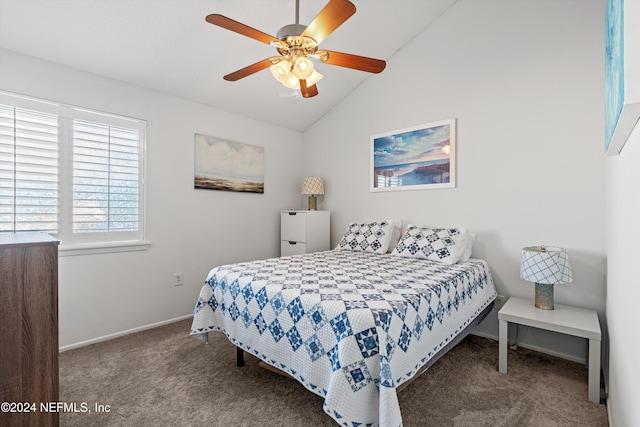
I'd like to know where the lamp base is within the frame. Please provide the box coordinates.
[534,282,554,310]
[307,195,317,210]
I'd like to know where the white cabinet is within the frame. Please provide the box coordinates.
[281,210,330,256]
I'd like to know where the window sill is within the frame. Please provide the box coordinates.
[58,240,151,257]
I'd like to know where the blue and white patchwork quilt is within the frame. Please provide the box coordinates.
[190,250,496,427]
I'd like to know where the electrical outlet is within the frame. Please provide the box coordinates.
[174,273,183,286]
[494,295,507,310]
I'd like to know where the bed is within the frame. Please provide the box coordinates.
[190,222,497,427]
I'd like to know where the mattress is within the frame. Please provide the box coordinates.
[190,250,497,427]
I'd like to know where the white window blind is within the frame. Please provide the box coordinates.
[0,91,146,249]
[72,120,140,234]
[0,104,59,233]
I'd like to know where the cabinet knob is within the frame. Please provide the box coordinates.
[289,241,297,245]
[288,212,297,215]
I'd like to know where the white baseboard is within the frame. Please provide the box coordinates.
[470,331,586,364]
[607,399,613,427]
[59,314,193,353]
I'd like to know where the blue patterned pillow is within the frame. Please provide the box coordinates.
[391,224,468,264]
[336,221,395,254]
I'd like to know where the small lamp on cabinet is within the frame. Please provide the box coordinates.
[301,176,324,211]
[520,245,572,310]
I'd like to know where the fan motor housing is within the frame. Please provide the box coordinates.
[277,23,307,40]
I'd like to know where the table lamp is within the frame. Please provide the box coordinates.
[519,245,572,310]
[301,176,324,210]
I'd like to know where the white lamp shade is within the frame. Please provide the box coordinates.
[270,60,291,83]
[282,72,301,90]
[293,57,314,80]
[520,246,573,284]
[301,177,325,195]
[306,69,323,86]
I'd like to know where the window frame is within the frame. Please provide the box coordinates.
[0,90,148,255]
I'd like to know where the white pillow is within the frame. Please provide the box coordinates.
[391,224,468,264]
[335,220,396,254]
[386,219,404,253]
[459,232,476,262]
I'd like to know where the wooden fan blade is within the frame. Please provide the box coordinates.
[318,50,386,73]
[301,0,356,45]
[300,80,319,98]
[223,58,274,81]
[206,14,280,45]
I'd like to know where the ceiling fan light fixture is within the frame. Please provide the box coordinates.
[282,71,301,90]
[306,69,323,86]
[207,0,385,99]
[270,60,291,83]
[293,56,315,79]
[280,68,322,91]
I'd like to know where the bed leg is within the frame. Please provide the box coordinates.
[236,347,245,367]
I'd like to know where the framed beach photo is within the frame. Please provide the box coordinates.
[370,118,456,192]
[194,133,264,193]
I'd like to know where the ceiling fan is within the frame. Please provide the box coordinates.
[205,0,386,98]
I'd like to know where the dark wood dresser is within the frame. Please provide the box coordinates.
[0,232,60,427]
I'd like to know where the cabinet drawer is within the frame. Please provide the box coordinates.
[281,240,307,256]
[281,212,307,242]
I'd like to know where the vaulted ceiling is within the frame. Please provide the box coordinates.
[0,0,457,132]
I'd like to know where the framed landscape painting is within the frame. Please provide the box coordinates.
[194,134,264,193]
[370,118,456,192]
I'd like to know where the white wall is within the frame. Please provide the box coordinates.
[605,2,640,424]
[605,71,640,427]
[304,0,606,363]
[0,48,304,348]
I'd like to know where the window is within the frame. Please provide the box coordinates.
[0,91,146,252]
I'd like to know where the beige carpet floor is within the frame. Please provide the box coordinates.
[59,318,608,426]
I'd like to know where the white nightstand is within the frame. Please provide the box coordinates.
[280,210,330,256]
[498,296,602,404]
